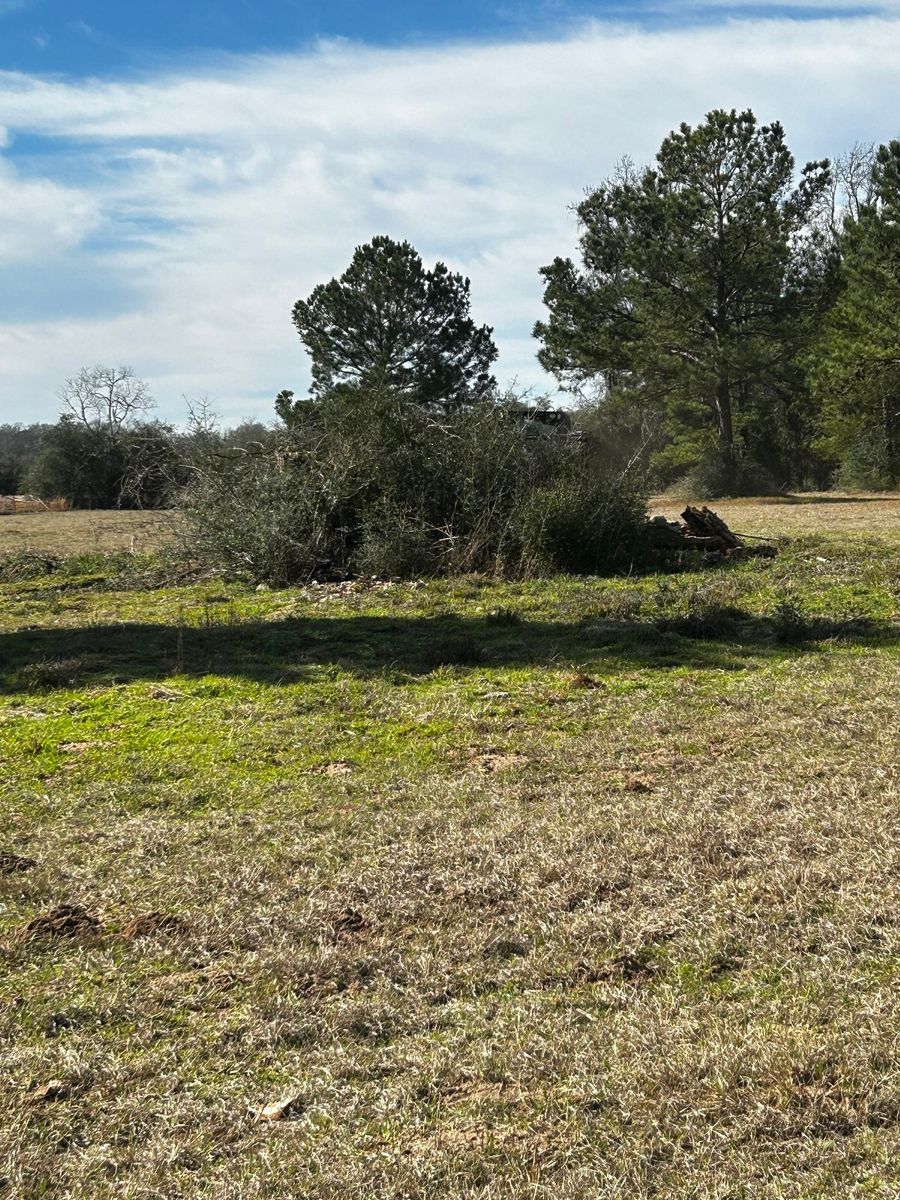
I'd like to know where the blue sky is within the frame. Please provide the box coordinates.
[1,0,899,423]
[2,1,887,77]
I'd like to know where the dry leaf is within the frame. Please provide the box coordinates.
[31,1079,69,1103]
[256,1093,303,1122]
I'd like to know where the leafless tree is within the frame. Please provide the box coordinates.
[59,365,154,435]
[816,142,877,243]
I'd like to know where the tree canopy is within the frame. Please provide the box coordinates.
[535,109,831,491]
[291,235,498,406]
[810,141,900,487]
[59,365,155,434]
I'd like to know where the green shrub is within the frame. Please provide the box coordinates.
[832,427,899,491]
[353,504,436,578]
[517,474,649,576]
[667,451,781,500]
[181,388,648,584]
[182,455,346,585]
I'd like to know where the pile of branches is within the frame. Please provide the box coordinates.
[646,506,777,559]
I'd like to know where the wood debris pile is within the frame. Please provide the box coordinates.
[646,506,776,559]
[0,494,49,515]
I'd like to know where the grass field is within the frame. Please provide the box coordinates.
[1,499,899,1198]
[0,509,180,557]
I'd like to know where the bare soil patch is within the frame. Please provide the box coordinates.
[0,850,36,874]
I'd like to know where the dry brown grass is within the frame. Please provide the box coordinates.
[0,509,182,556]
[3,654,899,1197]
[1,506,899,1196]
[650,491,900,537]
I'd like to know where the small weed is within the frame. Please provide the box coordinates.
[19,656,92,690]
[427,632,485,667]
[484,607,522,626]
[773,597,813,644]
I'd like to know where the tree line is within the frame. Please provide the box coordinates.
[3,110,898,552]
[537,112,899,493]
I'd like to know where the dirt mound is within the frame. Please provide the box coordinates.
[20,904,102,942]
[330,906,371,942]
[0,850,37,875]
[120,912,188,940]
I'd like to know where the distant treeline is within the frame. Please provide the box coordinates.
[0,414,272,510]
[5,110,899,526]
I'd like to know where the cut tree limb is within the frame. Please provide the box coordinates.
[645,507,776,559]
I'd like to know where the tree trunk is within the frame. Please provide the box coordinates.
[715,373,737,489]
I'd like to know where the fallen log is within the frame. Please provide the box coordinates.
[681,505,742,549]
[645,508,776,559]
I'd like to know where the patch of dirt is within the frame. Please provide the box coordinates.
[622,772,656,794]
[402,1121,534,1156]
[468,748,528,774]
[29,1079,71,1104]
[310,760,354,777]
[570,671,603,690]
[563,874,632,911]
[0,850,37,875]
[19,904,102,942]
[639,747,688,771]
[595,951,659,982]
[120,912,188,940]
[543,952,659,990]
[330,906,371,941]
[483,934,530,960]
[148,685,187,701]
[256,1093,304,1122]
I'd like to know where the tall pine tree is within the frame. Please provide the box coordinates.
[292,236,497,407]
[535,110,830,492]
[810,141,900,488]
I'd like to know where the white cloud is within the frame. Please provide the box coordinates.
[0,15,899,422]
[0,157,100,264]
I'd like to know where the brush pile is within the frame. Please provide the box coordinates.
[0,495,51,515]
[646,506,776,559]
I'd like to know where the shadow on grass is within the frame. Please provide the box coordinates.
[1,610,896,693]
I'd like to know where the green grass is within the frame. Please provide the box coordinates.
[1,511,900,1197]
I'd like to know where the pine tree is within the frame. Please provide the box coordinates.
[535,110,830,492]
[292,236,497,407]
[811,142,900,488]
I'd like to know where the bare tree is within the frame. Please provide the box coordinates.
[816,142,877,243]
[59,365,154,435]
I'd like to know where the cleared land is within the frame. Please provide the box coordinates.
[1,500,899,1198]
[0,509,181,557]
[1,493,897,559]
[650,492,900,537]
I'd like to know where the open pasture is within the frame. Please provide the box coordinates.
[650,491,900,536]
[0,509,182,558]
[1,501,899,1198]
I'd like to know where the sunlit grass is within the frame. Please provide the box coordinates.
[1,507,899,1197]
